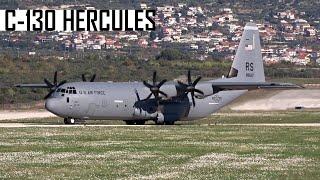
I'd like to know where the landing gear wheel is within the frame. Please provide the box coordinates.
[155,121,164,125]
[135,120,146,125]
[70,118,75,124]
[64,118,75,125]
[124,120,135,125]
[165,121,175,125]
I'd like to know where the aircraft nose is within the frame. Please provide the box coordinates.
[45,98,59,115]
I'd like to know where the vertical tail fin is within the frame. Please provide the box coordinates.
[228,22,265,82]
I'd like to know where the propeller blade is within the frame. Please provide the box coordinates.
[157,79,167,88]
[44,78,54,88]
[54,71,58,85]
[44,90,54,99]
[152,71,157,85]
[143,71,167,101]
[144,93,152,100]
[191,91,196,106]
[143,81,153,88]
[194,89,204,95]
[188,70,192,84]
[159,90,168,97]
[90,74,96,82]
[82,74,86,82]
[192,76,202,86]
[134,89,140,101]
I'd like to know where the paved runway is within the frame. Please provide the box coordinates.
[0,123,152,127]
[222,123,320,127]
[0,110,56,120]
[232,89,320,111]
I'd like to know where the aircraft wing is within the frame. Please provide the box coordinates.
[211,82,302,90]
[15,84,50,88]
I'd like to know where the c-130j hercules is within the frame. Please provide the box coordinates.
[16,23,300,125]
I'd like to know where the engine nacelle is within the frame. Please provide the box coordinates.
[133,108,157,119]
[133,108,165,123]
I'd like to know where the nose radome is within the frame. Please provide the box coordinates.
[45,98,68,118]
[45,98,59,115]
[45,98,54,111]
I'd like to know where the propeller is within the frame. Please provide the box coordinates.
[43,71,67,99]
[143,71,168,100]
[178,70,204,106]
[82,74,96,82]
[134,89,143,114]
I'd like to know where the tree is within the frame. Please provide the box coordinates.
[149,31,157,41]
[157,49,183,61]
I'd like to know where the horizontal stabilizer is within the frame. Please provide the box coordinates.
[209,82,302,91]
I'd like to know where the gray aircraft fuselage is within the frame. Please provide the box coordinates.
[45,81,246,122]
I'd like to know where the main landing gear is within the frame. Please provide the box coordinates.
[124,120,175,125]
[124,120,146,125]
[155,121,175,125]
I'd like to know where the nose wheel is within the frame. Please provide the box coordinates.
[64,118,75,124]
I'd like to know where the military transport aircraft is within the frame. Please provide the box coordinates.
[16,23,300,125]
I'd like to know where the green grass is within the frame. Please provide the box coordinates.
[0,115,320,179]
[199,111,320,124]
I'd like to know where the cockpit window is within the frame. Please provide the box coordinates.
[57,87,77,96]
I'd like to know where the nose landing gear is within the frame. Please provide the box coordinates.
[64,118,84,124]
[64,118,74,124]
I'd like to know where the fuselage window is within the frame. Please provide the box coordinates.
[72,90,77,94]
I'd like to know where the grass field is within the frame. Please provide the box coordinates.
[0,112,320,179]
